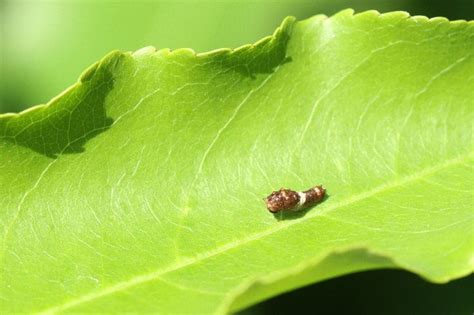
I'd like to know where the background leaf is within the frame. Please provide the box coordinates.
[1,10,473,313]
[239,269,474,315]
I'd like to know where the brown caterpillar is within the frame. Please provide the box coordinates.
[264,185,326,213]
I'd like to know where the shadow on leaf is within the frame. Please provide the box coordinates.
[200,16,295,79]
[0,52,122,159]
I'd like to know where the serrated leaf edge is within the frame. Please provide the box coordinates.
[1,9,472,118]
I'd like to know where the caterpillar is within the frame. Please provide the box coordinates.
[265,185,326,213]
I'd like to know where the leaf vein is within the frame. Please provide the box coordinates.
[36,152,473,314]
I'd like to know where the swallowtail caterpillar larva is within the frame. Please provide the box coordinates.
[265,185,326,213]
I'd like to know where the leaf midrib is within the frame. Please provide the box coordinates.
[37,152,473,314]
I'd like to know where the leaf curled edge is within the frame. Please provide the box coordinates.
[220,246,397,313]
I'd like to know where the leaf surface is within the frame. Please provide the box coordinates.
[1,10,473,314]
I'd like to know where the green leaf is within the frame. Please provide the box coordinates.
[1,10,473,313]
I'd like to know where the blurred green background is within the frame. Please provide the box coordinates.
[1,1,473,313]
[1,0,473,114]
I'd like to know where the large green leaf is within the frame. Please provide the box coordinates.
[1,10,473,313]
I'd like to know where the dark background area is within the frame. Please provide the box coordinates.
[239,269,474,315]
